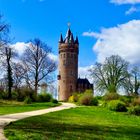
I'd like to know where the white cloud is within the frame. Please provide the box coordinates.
[110,0,140,5]
[11,42,58,62]
[82,31,100,38]
[110,0,140,15]
[83,20,140,65]
[125,6,140,15]
[78,65,94,83]
[11,42,29,55]
[48,53,58,62]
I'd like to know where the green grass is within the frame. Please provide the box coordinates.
[4,106,140,140]
[0,100,60,115]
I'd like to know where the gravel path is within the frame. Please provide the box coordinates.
[0,102,76,140]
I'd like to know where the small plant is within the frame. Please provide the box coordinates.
[129,106,140,116]
[24,97,32,104]
[108,100,127,112]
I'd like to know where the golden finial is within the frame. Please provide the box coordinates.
[67,22,71,28]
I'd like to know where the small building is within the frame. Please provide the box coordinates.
[77,78,93,93]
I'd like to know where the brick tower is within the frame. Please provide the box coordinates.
[58,27,79,101]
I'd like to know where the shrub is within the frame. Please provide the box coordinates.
[51,99,58,104]
[101,101,108,107]
[37,93,52,102]
[68,93,79,103]
[129,106,140,116]
[119,96,133,107]
[108,100,127,112]
[11,91,18,100]
[24,97,32,104]
[17,87,35,102]
[68,95,74,102]
[91,97,99,106]
[79,93,96,105]
[132,98,140,106]
[103,92,120,101]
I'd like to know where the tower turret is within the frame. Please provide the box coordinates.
[58,28,79,101]
[59,33,63,43]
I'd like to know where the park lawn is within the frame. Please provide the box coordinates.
[4,106,140,140]
[0,100,60,115]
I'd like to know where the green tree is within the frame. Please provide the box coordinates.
[90,55,129,94]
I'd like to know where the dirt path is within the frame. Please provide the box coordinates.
[0,103,76,140]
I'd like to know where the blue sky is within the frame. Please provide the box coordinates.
[1,0,140,71]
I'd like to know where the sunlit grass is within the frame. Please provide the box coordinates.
[0,100,60,115]
[5,106,140,140]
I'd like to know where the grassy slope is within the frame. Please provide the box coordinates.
[0,100,60,115]
[4,106,140,140]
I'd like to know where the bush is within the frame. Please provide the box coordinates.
[78,93,98,106]
[103,92,120,101]
[51,99,58,104]
[108,100,127,112]
[119,96,133,107]
[37,93,52,102]
[132,98,140,106]
[1,91,9,99]
[68,95,74,102]
[129,106,140,116]
[11,91,18,100]
[24,97,32,104]
[91,97,99,106]
[17,87,36,102]
[68,93,79,103]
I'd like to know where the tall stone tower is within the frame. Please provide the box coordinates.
[58,27,79,101]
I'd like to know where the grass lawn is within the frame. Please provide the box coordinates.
[4,106,140,140]
[0,100,60,115]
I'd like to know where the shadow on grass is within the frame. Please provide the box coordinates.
[5,119,140,140]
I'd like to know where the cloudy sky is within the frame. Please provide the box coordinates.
[1,0,140,78]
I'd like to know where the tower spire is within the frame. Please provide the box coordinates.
[75,36,79,44]
[59,33,63,43]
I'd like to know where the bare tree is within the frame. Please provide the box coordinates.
[124,66,140,96]
[2,46,14,99]
[12,62,27,90]
[0,14,9,48]
[90,55,129,94]
[22,38,57,95]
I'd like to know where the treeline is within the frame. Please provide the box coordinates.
[90,55,140,96]
[0,15,57,101]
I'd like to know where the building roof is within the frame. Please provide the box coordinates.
[59,28,79,45]
[77,78,91,85]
